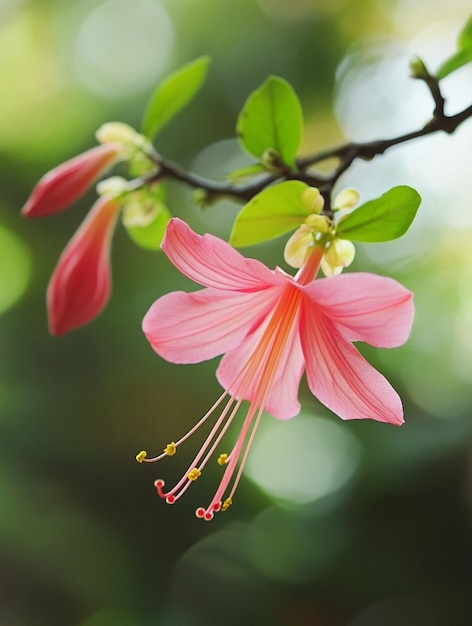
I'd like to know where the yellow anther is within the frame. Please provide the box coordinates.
[135,450,147,463]
[221,498,232,512]
[187,468,201,481]
[217,453,228,466]
[163,442,177,456]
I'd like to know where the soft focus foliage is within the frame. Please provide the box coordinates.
[1,1,472,626]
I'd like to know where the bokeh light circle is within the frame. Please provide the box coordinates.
[74,0,174,98]
[245,411,361,505]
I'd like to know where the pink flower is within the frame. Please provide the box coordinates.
[47,196,120,336]
[21,143,123,218]
[140,218,414,519]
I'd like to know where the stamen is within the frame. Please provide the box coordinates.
[163,442,177,456]
[135,450,147,463]
[221,497,232,511]
[195,507,214,521]
[187,468,201,481]
[201,284,304,516]
[217,453,228,465]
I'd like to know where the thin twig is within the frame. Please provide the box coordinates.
[141,73,472,210]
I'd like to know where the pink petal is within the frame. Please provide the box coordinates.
[300,299,404,425]
[216,285,305,420]
[47,196,120,336]
[22,143,123,218]
[305,272,414,348]
[217,314,305,420]
[162,218,281,291]
[143,286,283,363]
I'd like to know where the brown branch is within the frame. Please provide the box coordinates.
[139,71,472,211]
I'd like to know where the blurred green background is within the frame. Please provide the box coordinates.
[1,0,472,625]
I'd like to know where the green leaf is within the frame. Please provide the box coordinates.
[336,186,421,243]
[141,56,211,139]
[458,14,472,48]
[437,15,472,78]
[437,48,472,79]
[226,163,267,181]
[229,181,309,247]
[123,202,172,251]
[236,76,303,168]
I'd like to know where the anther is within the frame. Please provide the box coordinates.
[163,442,177,456]
[135,450,147,463]
[195,507,205,519]
[221,497,232,512]
[166,495,176,504]
[217,453,228,465]
[187,468,201,481]
[204,511,214,521]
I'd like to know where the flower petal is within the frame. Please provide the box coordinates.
[162,218,280,291]
[47,196,120,336]
[217,287,305,420]
[305,272,414,348]
[217,319,305,420]
[143,286,283,363]
[22,143,123,218]
[300,299,404,425]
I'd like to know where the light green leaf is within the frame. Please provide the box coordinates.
[437,15,472,78]
[141,56,211,139]
[226,163,267,181]
[236,76,303,168]
[458,14,472,48]
[123,202,172,251]
[336,186,421,243]
[229,181,309,247]
[437,48,472,79]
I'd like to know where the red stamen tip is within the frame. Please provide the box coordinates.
[154,479,167,498]
[195,507,205,519]
[166,495,176,505]
[204,511,214,521]
[213,502,221,512]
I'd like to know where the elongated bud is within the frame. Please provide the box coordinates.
[22,143,123,218]
[47,196,121,336]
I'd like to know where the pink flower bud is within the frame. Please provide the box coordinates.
[22,143,123,218]
[47,196,120,336]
